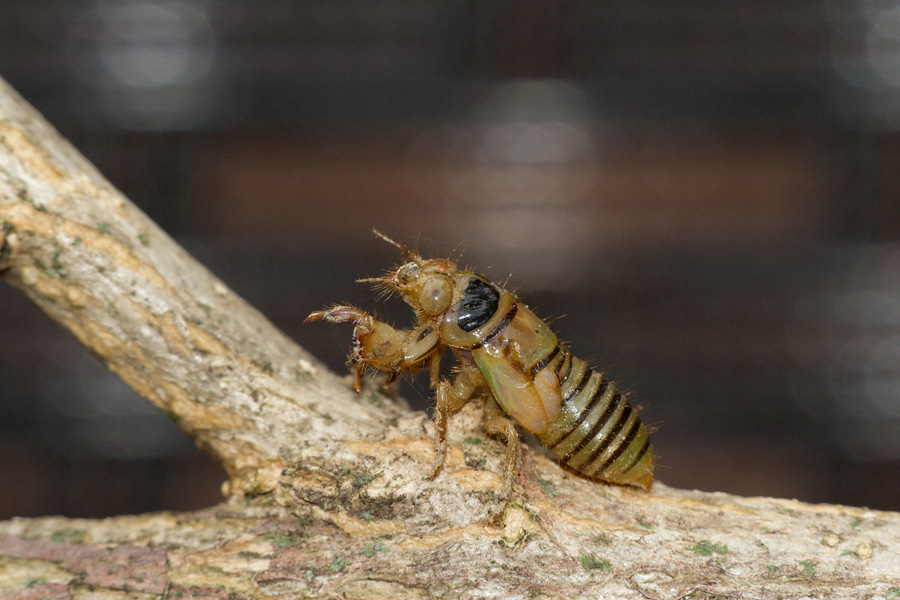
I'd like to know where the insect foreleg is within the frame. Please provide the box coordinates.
[482,396,519,522]
[305,305,434,391]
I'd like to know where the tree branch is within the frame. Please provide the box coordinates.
[1,74,899,599]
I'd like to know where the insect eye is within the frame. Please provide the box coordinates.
[418,276,452,316]
[396,263,420,285]
[457,277,499,332]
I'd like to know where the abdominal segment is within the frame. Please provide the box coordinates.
[536,353,654,489]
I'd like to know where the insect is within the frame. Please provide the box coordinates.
[305,231,654,520]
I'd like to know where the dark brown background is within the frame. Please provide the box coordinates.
[2,1,900,518]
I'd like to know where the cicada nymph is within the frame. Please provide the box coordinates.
[306,230,654,520]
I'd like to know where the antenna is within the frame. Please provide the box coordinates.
[372,228,421,262]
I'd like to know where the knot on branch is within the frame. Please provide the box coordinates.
[0,220,18,271]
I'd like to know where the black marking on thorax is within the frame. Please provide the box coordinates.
[457,277,500,332]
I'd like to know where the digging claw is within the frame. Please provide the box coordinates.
[304,306,370,325]
[303,310,327,324]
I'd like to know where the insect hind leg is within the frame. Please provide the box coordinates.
[482,396,519,524]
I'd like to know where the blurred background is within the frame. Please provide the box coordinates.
[2,0,900,519]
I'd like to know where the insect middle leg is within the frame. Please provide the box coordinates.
[482,396,519,522]
[431,363,482,479]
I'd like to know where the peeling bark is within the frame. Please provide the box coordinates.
[1,74,899,599]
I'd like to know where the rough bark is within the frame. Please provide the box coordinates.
[1,74,899,600]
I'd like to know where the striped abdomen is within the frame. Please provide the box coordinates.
[537,351,654,489]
